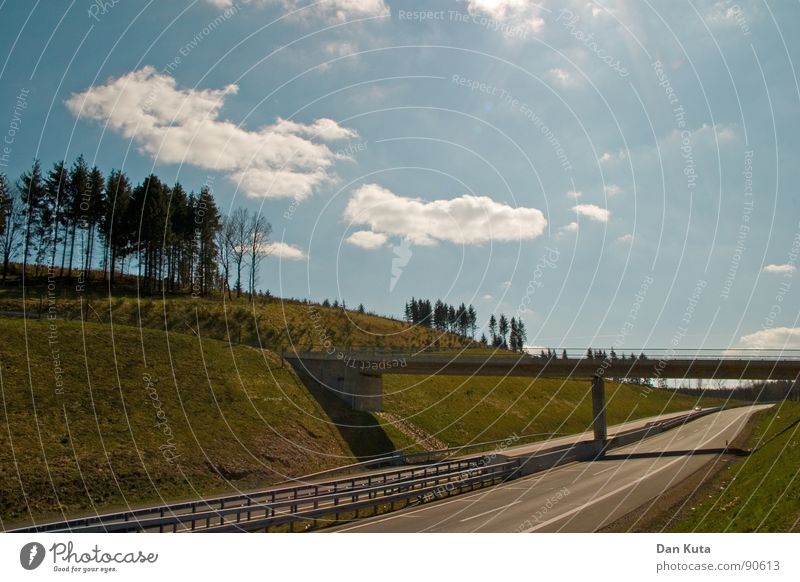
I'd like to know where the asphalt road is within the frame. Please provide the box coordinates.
[330,405,770,532]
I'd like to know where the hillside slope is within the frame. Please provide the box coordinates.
[0,292,471,352]
[0,318,354,527]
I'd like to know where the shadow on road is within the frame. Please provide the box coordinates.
[601,447,750,461]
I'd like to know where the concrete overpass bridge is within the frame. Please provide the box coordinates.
[284,348,800,446]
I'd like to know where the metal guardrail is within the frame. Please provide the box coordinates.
[8,408,734,534]
[10,458,516,533]
[202,460,520,533]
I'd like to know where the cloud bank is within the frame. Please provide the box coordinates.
[66,67,357,199]
[344,184,547,247]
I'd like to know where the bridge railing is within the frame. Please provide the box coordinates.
[285,346,800,362]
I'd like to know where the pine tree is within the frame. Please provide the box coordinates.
[517,319,527,351]
[509,317,519,351]
[100,170,133,283]
[18,159,46,276]
[44,161,68,270]
[488,314,497,345]
[467,304,477,337]
[65,155,89,277]
[498,314,509,348]
[195,186,220,296]
[1,175,23,282]
[83,165,105,276]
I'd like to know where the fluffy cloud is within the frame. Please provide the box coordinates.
[344,184,547,246]
[763,264,796,274]
[263,242,306,261]
[66,67,356,199]
[558,221,579,236]
[566,190,582,199]
[617,233,636,243]
[467,0,545,34]
[346,230,388,250]
[599,151,626,164]
[604,184,623,196]
[572,204,610,222]
[206,0,389,22]
[739,327,800,349]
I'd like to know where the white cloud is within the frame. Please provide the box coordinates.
[566,190,582,199]
[548,67,574,86]
[572,204,610,222]
[501,281,512,289]
[482,294,494,300]
[764,264,796,274]
[604,184,623,196]
[206,0,389,23]
[739,327,800,349]
[346,230,388,250]
[66,67,356,199]
[617,233,636,243]
[599,150,626,164]
[467,0,545,34]
[343,184,547,246]
[558,221,579,236]
[660,123,738,151]
[263,242,306,261]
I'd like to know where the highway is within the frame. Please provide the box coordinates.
[330,405,770,533]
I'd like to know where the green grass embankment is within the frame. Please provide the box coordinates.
[670,401,800,532]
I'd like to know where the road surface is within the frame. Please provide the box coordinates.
[331,405,770,532]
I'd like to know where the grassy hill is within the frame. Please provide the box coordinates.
[669,400,800,532]
[382,375,727,448]
[0,278,734,528]
[0,317,357,528]
[0,276,472,353]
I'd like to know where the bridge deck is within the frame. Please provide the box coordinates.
[286,353,800,380]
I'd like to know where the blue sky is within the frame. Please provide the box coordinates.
[1,0,799,353]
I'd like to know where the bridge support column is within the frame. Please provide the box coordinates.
[592,375,607,448]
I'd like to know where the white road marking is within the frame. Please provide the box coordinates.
[523,408,759,532]
[459,501,522,522]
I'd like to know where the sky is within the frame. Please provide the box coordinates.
[1,0,799,354]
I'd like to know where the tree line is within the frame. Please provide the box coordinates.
[404,298,529,353]
[0,157,271,297]
[486,314,527,351]
[404,297,479,338]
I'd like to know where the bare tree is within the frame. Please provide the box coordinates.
[247,212,271,296]
[216,214,234,299]
[226,207,248,298]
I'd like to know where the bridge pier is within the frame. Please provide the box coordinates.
[591,375,607,451]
